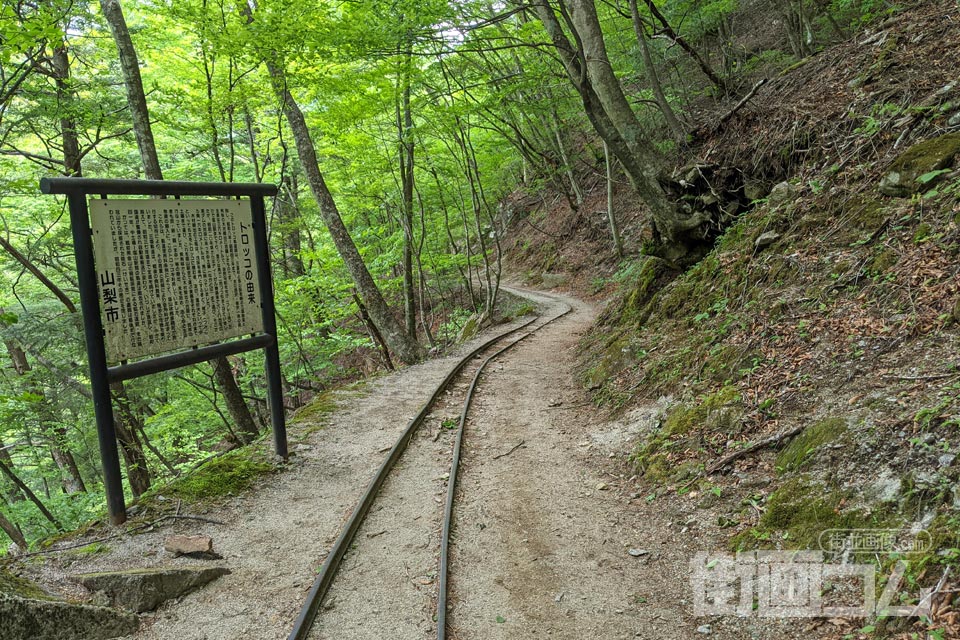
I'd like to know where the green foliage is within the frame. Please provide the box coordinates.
[147,449,275,504]
[826,0,899,30]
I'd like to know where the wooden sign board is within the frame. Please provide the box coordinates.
[89,199,263,362]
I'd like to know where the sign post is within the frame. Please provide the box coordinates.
[41,178,287,525]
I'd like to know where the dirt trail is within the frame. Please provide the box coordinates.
[445,290,835,640]
[29,288,837,640]
[26,301,534,639]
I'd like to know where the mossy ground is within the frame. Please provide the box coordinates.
[141,447,275,505]
[294,390,342,424]
[775,417,848,473]
[730,476,898,551]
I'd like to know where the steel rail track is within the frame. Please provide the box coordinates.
[436,303,572,640]
[287,299,572,640]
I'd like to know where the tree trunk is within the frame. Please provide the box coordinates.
[352,291,394,371]
[0,509,27,550]
[265,59,424,364]
[552,118,584,207]
[0,236,77,313]
[628,0,685,141]
[0,456,62,530]
[535,2,711,262]
[398,50,417,341]
[99,0,163,180]
[278,173,305,278]
[109,382,151,497]
[604,141,624,258]
[101,0,261,447]
[211,357,260,443]
[0,440,24,502]
[52,46,81,177]
[565,0,652,158]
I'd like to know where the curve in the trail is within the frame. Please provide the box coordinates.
[288,289,569,640]
[436,303,572,640]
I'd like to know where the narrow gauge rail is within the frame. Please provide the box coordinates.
[287,296,572,640]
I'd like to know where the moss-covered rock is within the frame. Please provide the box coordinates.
[662,386,742,437]
[598,257,678,328]
[75,567,229,613]
[0,594,139,640]
[456,314,479,342]
[733,477,871,550]
[775,417,848,473]
[879,132,960,197]
[633,387,742,480]
[0,569,49,600]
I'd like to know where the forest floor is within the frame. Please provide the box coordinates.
[13,287,841,640]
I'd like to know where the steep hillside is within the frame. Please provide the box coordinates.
[507,1,960,636]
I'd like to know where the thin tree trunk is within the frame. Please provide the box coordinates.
[52,46,81,177]
[414,188,435,347]
[211,357,259,443]
[0,456,62,530]
[0,510,27,549]
[552,119,584,207]
[639,0,728,93]
[135,421,178,476]
[0,236,76,313]
[352,291,394,371]
[265,59,424,364]
[604,141,623,258]
[0,440,23,502]
[99,0,163,180]
[628,0,685,141]
[278,172,306,278]
[428,164,475,305]
[398,50,417,340]
[109,382,151,496]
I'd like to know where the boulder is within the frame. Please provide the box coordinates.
[767,181,798,208]
[540,272,568,289]
[164,534,214,556]
[743,179,772,202]
[879,132,960,197]
[74,566,230,613]
[0,594,138,640]
[754,231,781,250]
[456,315,479,342]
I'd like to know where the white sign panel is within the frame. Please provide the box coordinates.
[90,198,263,363]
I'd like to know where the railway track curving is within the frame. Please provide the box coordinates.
[288,289,572,640]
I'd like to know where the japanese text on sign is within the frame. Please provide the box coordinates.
[90,199,263,362]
